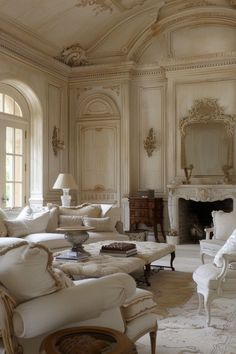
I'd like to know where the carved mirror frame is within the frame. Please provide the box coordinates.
[180,98,236,176]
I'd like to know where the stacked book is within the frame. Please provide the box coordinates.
[100,242,137,257]
[55,250,89,262]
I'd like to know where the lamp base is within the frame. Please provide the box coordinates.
[61,190,71,207]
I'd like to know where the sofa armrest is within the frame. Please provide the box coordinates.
[13,273,136,339]
[204,227,214,240]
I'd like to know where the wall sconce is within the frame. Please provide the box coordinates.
[52,126,65,156]
[144,128,157,157]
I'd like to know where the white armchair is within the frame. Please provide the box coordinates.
[0,242,158,354]
[193,252,236,326]
[195,230,236,326]
[200,210,236,263]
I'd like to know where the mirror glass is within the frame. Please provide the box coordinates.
[180,98,235,177]
[184,122,229,176]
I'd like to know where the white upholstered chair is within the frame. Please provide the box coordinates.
[0,241,158,354]
[193,231,236,326]
[200,210,236,263]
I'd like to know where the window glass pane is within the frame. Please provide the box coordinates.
[6,127,14,153]
[0,93,3,112]
[6,155,13,181]
[15,183,22,207]
[5,183,13,208]
[15,129,23,154]
[4,95,14,114]
[14,102,22,117]
[15,156,22,182]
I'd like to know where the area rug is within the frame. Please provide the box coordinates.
[136,269,236,354]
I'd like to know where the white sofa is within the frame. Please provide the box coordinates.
[0,203,129,252]
[0,241,158,354]
[200,210,236,263]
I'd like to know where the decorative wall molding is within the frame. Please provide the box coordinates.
[152,6,236,35]
[0,32,70,79]
[78,93,120,120]
[102,85,121,96]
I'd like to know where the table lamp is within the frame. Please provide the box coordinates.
[53,173,78,207]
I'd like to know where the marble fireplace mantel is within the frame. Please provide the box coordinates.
[167,183,236,237]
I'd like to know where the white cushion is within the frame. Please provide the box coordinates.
[0,208,8,237]
[100,204,113,217]
[23,233,70,250]
[83,216,112,232]
[0,243,67,304]
[59,215,83,227]
[122,288,157,322]
[214,229,236,267]
[46,207,59,232]
[0,237,26,249]
[59,204,102,217]
[13,273,136,338]
[212,210,236,241]
[4,211,50,237]
[86,231,129,243]
[16,206,33,220]
[193,263,236,291]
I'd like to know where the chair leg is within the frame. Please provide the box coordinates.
[197,293,204,314]
[204,295,212,327]
[149,328,157,354]
[200,252,205,264]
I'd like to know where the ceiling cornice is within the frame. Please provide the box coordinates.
[0,31,70,80]
[152,6,236,34]
[69,61,135,83]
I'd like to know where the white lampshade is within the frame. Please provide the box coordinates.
[53,173,78,207]
[53,173,78,190]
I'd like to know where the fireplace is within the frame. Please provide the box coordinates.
[178,198,233,243]
[167,184,236,244]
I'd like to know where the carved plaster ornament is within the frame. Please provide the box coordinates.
[143,128,157,157]
[75,0,147,13]
[180,98,236,137]
[57,43,88,67]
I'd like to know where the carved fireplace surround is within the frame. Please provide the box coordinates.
[167,183,236,243]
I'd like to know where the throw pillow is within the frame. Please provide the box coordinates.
[46,207,59,232]
[214,229,236,267]
[100,204,113,217]
[59,204,102,218]
[83,216,112,232]
[16,205,33,220]
[0,243,68,304]
[4,211,50,237]
[59,215,83,227]
[0,208,8,237]
[212,210,236,241]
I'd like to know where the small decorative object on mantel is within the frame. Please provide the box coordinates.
[143,128,157,157]
[52,126,65,156]
[183,164,193,184]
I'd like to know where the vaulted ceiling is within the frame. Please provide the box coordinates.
[0,0,163,64]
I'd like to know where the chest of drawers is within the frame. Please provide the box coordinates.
[129,197,165,242]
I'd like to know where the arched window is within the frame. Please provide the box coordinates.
[0,85,29,208]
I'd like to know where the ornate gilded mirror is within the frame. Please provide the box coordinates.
[180,98,236,177]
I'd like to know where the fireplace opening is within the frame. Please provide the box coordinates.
[178,198,233,243]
